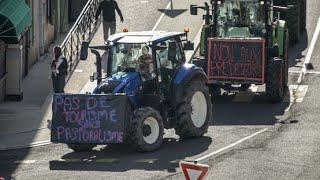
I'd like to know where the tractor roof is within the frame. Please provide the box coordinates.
[107,31,185,44]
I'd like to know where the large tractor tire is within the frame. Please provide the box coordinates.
[283,29,289,86]
[175,81,211,139]
[67,144,96,152]
[286,0,301,44]
[130,107,164,152]
[265,58,287,102]
[209,85,221,97]
[300,0,307,32]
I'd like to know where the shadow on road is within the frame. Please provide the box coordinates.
[289,31,309,68]
[157,9,188,18]
[0,148,31,180]
[49,136,212,172]
[211,92,291,126]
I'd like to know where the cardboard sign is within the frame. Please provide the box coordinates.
[51,94,128,144]
[208,38,265,83]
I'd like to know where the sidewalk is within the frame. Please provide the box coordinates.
[0,0,205,150]
[0,33,68,150]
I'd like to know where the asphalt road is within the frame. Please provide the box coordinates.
[1,0,320,180]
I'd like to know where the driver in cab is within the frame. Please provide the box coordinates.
[158,42,173,81]
[138,46,153,78]
[159,42,172,69]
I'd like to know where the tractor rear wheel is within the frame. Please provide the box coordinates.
[283,29,289,86]
[175,81,211,139]
[300,0,307,32]
[286,0,301,44]
[209,85,221,97]
[266,58,287,102]
[67,144,96,152]
[130,107,164,152]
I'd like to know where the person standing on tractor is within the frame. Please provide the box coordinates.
[159,42,171,69]
[95,0,124,42]
[158,42,173,80]
[138,46,153,80]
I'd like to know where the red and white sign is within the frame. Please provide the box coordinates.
[179,161,209,180]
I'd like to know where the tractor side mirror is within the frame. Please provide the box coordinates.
[183,41,194,51]
[168,42,177,61]
[190,5,198,15]
[80,41,89,60]
[272,4,293,12]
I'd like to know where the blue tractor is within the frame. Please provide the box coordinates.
[51,31,212,152]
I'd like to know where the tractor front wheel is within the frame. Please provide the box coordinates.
[130,107,164,152]
[175,81,211,139]
[266,58,287,102]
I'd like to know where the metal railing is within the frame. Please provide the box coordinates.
[60,0,102,81]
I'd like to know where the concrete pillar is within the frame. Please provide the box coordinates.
[0,41,6,103]
[38,0,45,55]
[6,45,23,100]
[60,0,69,32]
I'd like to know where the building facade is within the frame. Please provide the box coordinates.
[0,0,88,102]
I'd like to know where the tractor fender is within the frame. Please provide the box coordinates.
[171,63,208,106]
[273,20,286,57]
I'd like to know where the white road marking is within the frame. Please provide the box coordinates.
[291,85,309,103]
[14,160,36,164]
[285,102,294,112]
[136,159,158,163]
[141,0,149,3]
[290,70,320,74]
[284,85,308,111]
[152,1,172,31]
[195,128,269,162]
[74,69,83,73]
[297,17,320,83]
[249,85,259,92]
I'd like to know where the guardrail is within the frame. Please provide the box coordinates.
[60,0,102,81]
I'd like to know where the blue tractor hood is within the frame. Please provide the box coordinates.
[93,72,142,95]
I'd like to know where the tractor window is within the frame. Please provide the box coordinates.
[155,38,184,83]
[110,43,154,77]
[216,0,265,38]
[156,39,183,70]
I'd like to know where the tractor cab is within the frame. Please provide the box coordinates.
[215,0,266,38]
[95,32,193,100]
[106,32,184,82]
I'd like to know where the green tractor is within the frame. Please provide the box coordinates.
[191,0,305,102]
